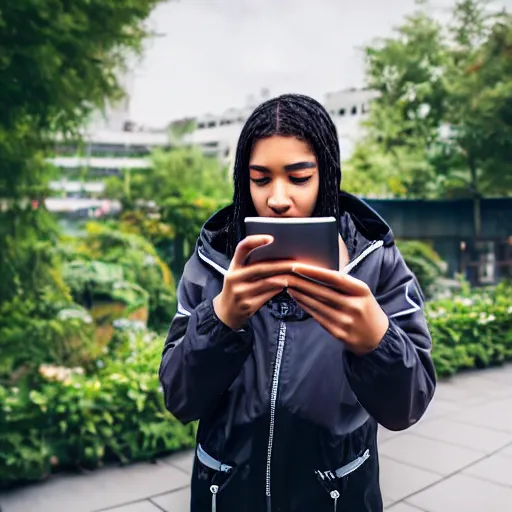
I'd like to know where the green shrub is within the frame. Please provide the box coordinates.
[0,330,195,490]
[397,240,447,297]
[59,223,176,331]
[0,297,97,384]
[427,283,512,376]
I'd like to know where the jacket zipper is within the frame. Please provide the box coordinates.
[210,485,218,512]
[316,449,371,511]
[265,302,288,512]
[330,490,340,512]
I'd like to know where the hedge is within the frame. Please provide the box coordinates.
[426,282,512,376]
[1,283,511,490]
[0,330,196,490]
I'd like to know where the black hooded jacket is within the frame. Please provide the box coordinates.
[159,192,436,512]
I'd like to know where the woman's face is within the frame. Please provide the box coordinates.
[248,135,320,218]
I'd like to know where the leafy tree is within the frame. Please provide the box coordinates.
[0,0,164,305]
[346,0,512,236]
[441,0,512,235]
[105,147,233,276]
[0,1,165,384]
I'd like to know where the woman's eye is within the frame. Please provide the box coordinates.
[250,177,270,186]
[290,176,312,184]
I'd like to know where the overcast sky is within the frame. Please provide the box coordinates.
[128,0,509,127]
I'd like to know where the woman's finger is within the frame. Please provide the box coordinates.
[231,235,274,269]
[253,286,290,310]
[288,289,344,337]
[287,275,341,308]
[234,260,296,282]
[288,288,334,319]
[244,276,288,297]
[292,264,368,296]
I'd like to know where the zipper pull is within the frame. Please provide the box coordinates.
[330,490,340,511]
[210,485,219,512]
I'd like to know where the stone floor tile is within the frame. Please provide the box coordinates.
[463,454,512,488]
[407,474,512,512]
[379,457,441,502]
[412,417,512,454]
[150,488,190,512]
[379,434,483,475]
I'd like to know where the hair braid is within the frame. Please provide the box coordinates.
[227,94,342,256]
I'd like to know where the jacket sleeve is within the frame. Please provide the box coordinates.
[343,244,437,431]
[158,255,254,424]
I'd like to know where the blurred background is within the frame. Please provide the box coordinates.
[1,0,512,511]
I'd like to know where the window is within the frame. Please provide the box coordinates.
[338,108,346,116]
[476,241,496,284]
[207,121,216,128]
[197,123,205,129]
[351,106,358,115]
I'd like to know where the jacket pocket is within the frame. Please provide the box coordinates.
[315,449,371,512]
[196,444,236,512]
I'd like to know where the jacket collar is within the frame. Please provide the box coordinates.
[197,192,394,275]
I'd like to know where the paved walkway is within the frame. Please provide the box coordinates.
[2,364,512,512]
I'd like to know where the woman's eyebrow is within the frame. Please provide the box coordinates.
[284,161,316,171]
[249,162,317,173]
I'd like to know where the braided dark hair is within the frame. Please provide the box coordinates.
[227,93,342,257]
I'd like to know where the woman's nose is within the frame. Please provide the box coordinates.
[267,184,292,214]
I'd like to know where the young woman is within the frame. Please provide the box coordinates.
[159,94,436,512]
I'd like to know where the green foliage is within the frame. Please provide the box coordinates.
[116,210,176,253]
[0,208,66,304]
[105,147,233,276]
[346,0,512,204]
[0,0,163,142]
[0,298,96,385]
[60,223,176,331]
[106,147,232,206]
[427,282,512,376]
[397,240,447,297]
[0,0,165,208]
[0,0,165,391]
[0,330,196,490]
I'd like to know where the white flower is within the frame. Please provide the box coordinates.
[143,255,156,266]
[455,297,473,307]
[477,313,496,325]
[57,308,93,324]
[39,364,84,382]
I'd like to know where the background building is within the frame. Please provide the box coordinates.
[174,88,379,169]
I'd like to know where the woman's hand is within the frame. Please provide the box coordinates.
[213,236,294,330]
[287,264,389,356]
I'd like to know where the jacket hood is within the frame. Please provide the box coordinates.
[197,191,395,274]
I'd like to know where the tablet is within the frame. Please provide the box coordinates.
[244,216,339,270]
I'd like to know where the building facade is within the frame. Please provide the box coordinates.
[175,88,379,169]
[50,87,378,199]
